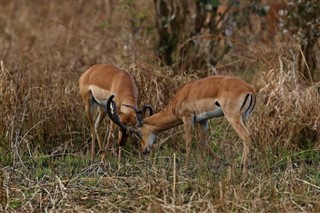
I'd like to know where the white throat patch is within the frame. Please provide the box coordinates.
[147,132,157,148]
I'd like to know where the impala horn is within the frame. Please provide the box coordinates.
[106,94,128,132]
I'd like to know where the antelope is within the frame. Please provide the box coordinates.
[104,75,256,170]
[79,64,152,163]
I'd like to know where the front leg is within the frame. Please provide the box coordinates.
[95,108,107,164]
[182,116,194,168]
[199,120,222,162]
[85,105,96,164]
[118,130,128,147]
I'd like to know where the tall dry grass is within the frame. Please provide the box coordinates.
[250,40,320,150]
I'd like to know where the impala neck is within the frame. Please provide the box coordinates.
[143,106,182,133]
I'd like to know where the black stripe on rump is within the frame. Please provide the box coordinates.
[240,93,252,113]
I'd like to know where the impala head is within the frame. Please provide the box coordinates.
[106,94,156,154]
[139,128,157,154]
[90,92,151,128]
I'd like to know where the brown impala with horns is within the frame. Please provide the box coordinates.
[79,64,152,164]
[104,75,256,172]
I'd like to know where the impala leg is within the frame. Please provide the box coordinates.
[227,115,252,169]
[118,130,128,147]
[94,108,106,151]
[115,130,128,160]
[94,108,106,164]
[117,114,129,147]
[199,120,222,162]
[105,121,115,154]
[182,116,194,168]
[85,105,96,164]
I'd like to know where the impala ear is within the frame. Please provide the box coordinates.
[136,111,144,127]
[142,104,153,117]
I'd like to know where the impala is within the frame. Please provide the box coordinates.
[105,75,256,169]
[79,64,152,163]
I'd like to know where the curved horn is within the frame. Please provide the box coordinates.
[142,104,154,116]
[122,104,144,127]
[106,94,128,132]
[106,96,142,138]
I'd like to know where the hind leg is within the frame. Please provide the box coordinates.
[227,115,252,169]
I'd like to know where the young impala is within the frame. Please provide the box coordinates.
[79,64,152,163]
[105,75,256,169]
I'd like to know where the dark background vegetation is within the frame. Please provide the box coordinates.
[0,0,319,212]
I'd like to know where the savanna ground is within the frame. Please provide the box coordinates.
[0,1,320,212]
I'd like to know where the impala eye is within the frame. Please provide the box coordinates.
[136,131,142,139]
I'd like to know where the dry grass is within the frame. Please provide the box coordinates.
[1,1,319,212]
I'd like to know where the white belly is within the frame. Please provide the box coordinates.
[194,107,224,123]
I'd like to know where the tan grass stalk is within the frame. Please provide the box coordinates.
[173,152,176,205]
